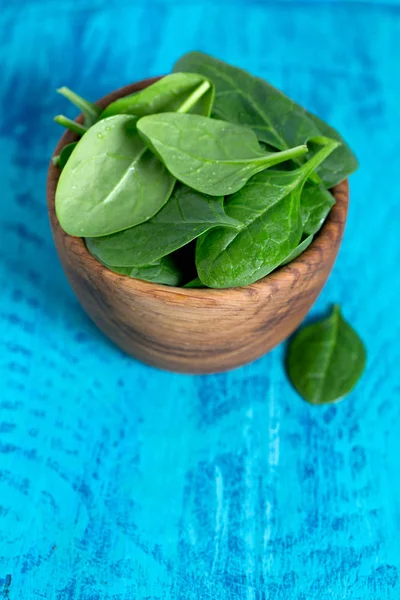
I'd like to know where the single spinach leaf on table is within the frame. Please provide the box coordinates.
[100,73,215,119]
[52,142,78,170]
[56,114,175,237]
[137,113,308,196]
[280,235,314,266]
[286,305,366,404]
[86,185,239,267]
[301,181,335,236]
[107,256,182,286]
[174,51,358,186]
[57,87,102,127]
[196,137,338,288]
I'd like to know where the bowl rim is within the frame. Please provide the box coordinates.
[47,76,348,300]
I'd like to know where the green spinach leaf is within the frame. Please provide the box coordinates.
[107,256,182,286]
[86,184,239,267]
[286,305,366,404]
[100,73,214,119]
[301,181,335,236]
[196,178,303,288]
[56,114,175,237]
[137,113,308,196]
[174,51,358,186]
[57,87,102,127]
[196,138,338,288]
[280,234,314,266]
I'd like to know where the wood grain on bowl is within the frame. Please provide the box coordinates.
[47,79,349,374]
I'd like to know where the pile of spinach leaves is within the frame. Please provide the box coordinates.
[53,53,365,404]
[53,51,358,290]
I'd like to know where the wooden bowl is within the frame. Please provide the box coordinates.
[47,78,348,374]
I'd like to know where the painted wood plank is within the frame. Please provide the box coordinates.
[0,2,399,598]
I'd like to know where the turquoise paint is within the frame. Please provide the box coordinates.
[0,1,400,598]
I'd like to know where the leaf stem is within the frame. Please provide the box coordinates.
[262,144,308,166]
[309,172,322,184]
[57,87,101,123]
[176,80,211,114]
[54,115,88,136]
[300,137,340,180]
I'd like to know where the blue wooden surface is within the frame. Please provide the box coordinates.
[1,1,400,598]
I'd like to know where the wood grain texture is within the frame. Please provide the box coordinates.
[1,1,400,599]
[47,80,348,373]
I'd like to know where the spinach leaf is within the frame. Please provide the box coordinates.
[174,51,358,186]
[57,86,102,127]
[100,73,214,119]
[54,114,87,136]
[107,256,182,286]
[301,182,335,236]
[183,277,205,288]
[137,113,308,196]
[196,178,303,288]
[286,305,366,404]
[52,142,78,170]
[280,235,313,266]
[196,138,339,288]
[56,114,175,237]
[85,185,239,267]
